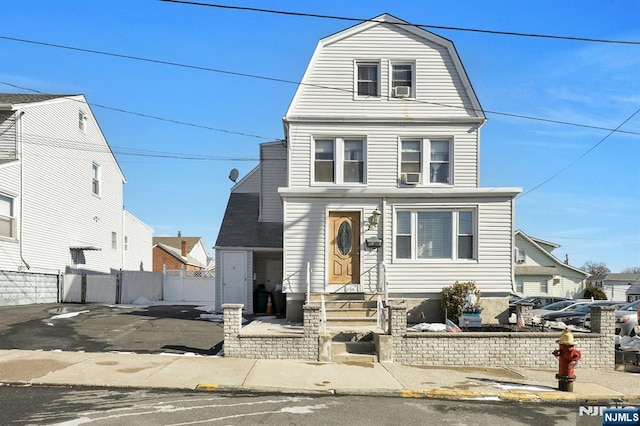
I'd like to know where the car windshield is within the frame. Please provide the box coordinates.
[541,301,575,311]
[516,297,537,304]
[619,300,640,311]
[573,304,593,313]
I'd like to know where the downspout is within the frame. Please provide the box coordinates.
[18,110,30,270]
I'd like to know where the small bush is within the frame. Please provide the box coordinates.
[441,281,481,321]
[583,284,607,300]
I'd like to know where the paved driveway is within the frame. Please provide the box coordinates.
[0,303,224,355]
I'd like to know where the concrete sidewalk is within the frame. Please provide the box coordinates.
[0,349,638,403]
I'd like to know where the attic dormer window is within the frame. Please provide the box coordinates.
[356,61,380,97]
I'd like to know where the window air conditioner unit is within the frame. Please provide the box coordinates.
[401,172,420,185]
[393,86,411,98]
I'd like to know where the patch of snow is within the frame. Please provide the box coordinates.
[199,313,224,322]
[50,310,90,320]
[280,404,328,414]
[407,323,447,332]
[132,296,152,305]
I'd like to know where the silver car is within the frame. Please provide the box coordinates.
[615,300,640,337]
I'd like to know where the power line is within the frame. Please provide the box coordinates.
[517,106,640,199]
[0,81,273,141]
[159,0,640,45]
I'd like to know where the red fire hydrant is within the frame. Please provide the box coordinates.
[552,328,581,392]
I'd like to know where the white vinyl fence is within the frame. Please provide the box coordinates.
[163,269,215,303]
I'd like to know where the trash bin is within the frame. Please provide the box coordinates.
[254,290,269,313]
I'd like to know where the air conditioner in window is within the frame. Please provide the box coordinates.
[401,172,420,185]
[392,86,411,98]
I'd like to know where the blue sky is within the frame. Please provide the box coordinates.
[2,1,639,272]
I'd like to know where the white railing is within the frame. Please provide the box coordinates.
[377,294,387,332]
[379,261,388,305]
[306,262,311,305]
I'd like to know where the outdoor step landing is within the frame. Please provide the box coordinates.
[332,352,378,364]
[324,317,381,327]
[331,341,375,355]
[308,293,380,302]
[324,308,377,318]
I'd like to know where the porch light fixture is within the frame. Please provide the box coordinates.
[368,208,382,230]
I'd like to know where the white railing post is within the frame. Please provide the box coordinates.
[306,262,311,305]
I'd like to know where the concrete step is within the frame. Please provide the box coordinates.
[308,293,380,303]
[325,308,377,318]
[332,352,377,364]
[331,341,375,355]
[321,301,378,309]
[324,317,380,327]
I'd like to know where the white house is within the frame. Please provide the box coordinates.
[215,15,521,323]
[591,273,640,302]
[0,94,153,283]
[152,233,211,272]
[514,230,589,298]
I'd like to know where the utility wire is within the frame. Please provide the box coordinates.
[517,106,640,199]
[159,0,640,45]
[0,81,273,141]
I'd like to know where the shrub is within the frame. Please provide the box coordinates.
[583,284,607,300]
[441,281,481,321]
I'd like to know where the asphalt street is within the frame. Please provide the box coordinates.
[0,303,225,355]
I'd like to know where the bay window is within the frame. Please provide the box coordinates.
[395,208,476,260]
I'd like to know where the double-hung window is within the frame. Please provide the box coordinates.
[400,138,451,185]
[0,193,16,239]
[394,208,475,260]
[314,138,365,184]
[111,232,117,250]
[92,163,101,196]
[356,62,379,97]
[391,62,414,98]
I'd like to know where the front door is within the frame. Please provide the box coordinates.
[327,211,360,292]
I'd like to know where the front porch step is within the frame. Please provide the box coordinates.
[332,353,377,364]
[325,308,377,318]
[308,292,380,303]
[324,317,380,327]
[331,339,377,364]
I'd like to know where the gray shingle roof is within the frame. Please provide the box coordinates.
[215,193,283,249]
[0,93,75,105]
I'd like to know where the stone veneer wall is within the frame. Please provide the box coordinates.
[223,304,321,360]
[388,306,616,369]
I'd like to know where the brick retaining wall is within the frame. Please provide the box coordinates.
[223,304,321,360]
[389,305,615,369]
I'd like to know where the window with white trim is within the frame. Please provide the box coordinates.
[124,236,129,251]
[540,279,548,293]
[313,138,365,184]
[111,232,117,250]
[516,279,524,293]
[391,62,414,97]
[394,209,476,260]
[92,163,101,196]
[356,62,379,97]
[0,193,16,239]
[400,138,451,185]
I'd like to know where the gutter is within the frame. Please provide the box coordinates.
[17,110,30,269]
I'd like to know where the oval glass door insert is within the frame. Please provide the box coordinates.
[337,221,352,256]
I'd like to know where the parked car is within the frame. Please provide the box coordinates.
[509,296,571,315]
[582,301,627,329]
[615,300,640,337]
[543,301,626,329]
[531,300,588,325]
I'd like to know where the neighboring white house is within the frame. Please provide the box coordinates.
[215,14,521,323]
[0,93,153,280]
[514,230,589,298]
[627,276,640,302]
[590,273,640,302]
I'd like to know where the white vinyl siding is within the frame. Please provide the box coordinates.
[0,96,131,273]
[260,142,286,222]
[382,197,515,294]
[123,211,154,271]
[287,23,478,119]
[288,123,477,188]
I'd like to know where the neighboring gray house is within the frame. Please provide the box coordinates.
[0,94,152,289]
[513,230,589,298]
[627,276,640,302]
[215,15,521,323]
[591,273,640,302]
